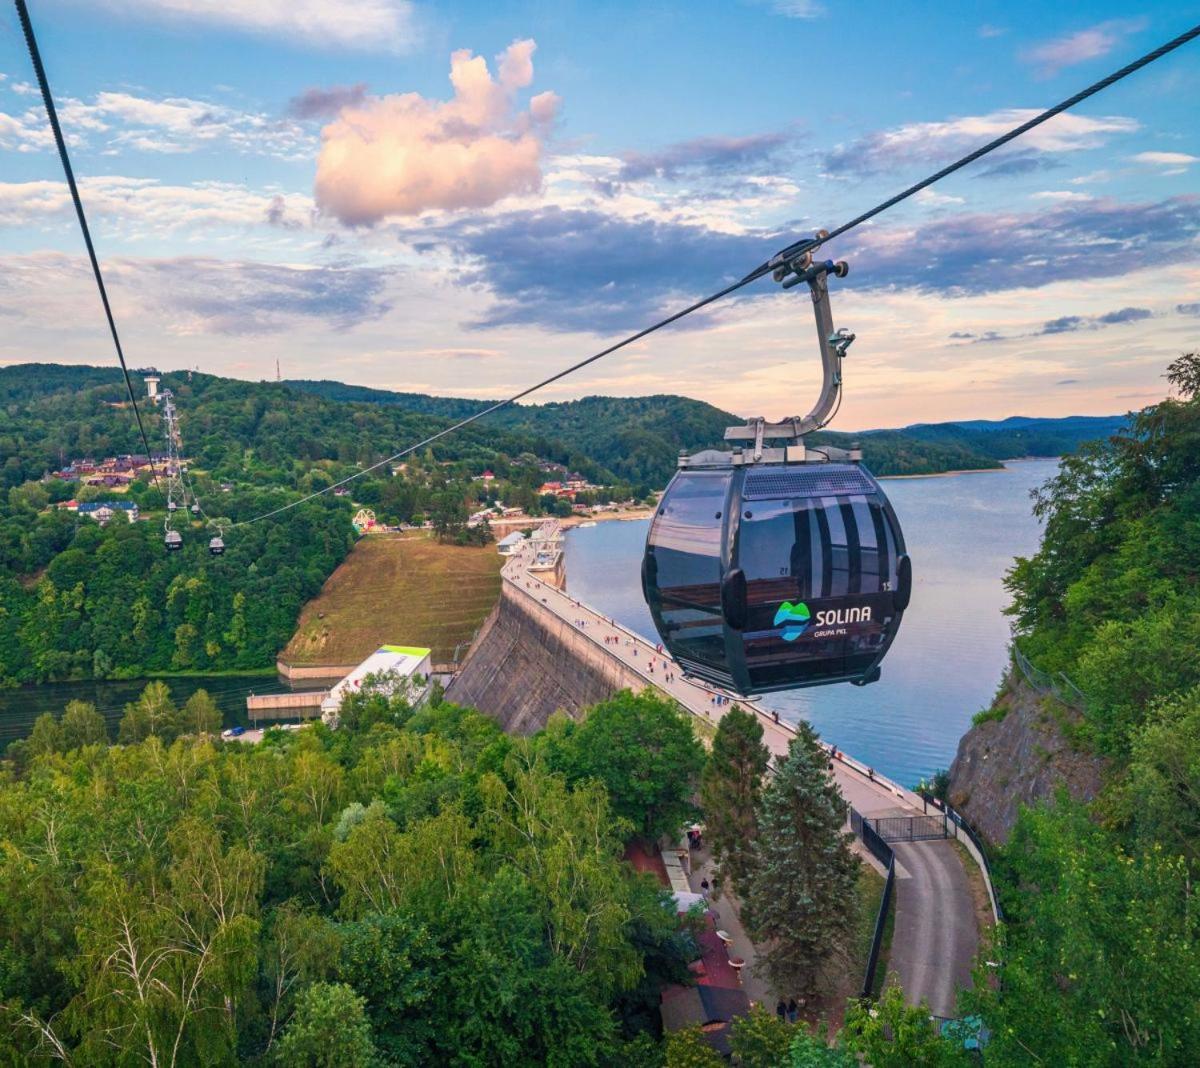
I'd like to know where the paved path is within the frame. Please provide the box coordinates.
[502,543,982,1017]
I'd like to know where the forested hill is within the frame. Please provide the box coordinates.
[286,375,1128,478]
[898,413,1128,462]
[2,363,1127,496]
[952,353,1200,1062]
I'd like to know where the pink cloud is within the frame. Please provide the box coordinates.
[314,39,560,225]
[1021,19,1146,77]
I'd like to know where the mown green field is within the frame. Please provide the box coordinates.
[282,533,502,665]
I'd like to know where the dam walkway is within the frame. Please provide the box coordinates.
[500,541,981,1018]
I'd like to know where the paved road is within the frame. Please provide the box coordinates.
[502,544,982,1016]
[890,839,980,1017]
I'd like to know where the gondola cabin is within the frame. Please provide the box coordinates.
[642,457,910,695]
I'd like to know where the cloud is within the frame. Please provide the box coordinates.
[86,0,418,52]
[1095,306,1151,325]
[0,252,395,337]
[1177,303,1200,317]
[842,195,1200,296]
[1021,19,1146,77]
[1056,379,1079,385]
[972,153,1061,179]
[1040,315,1085,334]
[421,206,775,333]
[143,260,393,334]
[823,109,1137,178]
[287,83,368,119]
[914,189,965,207]
[978,24,1007,39]
[1131,151,1199,171]
[0,177,313,233]
[763,1,824,18]
[1030,190,1093,202]
[618,132,792,182]
[314,39,560,224]
[3,89,312,159]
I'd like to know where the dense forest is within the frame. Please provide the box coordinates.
[0,680,971,1066]
[962,353,1200,1063]
[288,373,1125,480]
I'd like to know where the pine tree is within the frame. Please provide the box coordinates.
[741,723,858,995]
[700,706,769,892]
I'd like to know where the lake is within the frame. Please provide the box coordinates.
[0,674,295,749]
[563,458,1057,787]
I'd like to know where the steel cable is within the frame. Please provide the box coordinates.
[15,0,1197,524]
[14,0,161,488]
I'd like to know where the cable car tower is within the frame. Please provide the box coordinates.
[160,388,188,551]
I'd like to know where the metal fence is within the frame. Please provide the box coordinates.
[868,814,949,842]
[1012,644,1087,710]
[850,806,896,999]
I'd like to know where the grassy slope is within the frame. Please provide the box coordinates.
[281,534,502,666]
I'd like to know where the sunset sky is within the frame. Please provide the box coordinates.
[1,1,1198,428]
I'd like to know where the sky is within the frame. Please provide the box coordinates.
[1,0,1198,429]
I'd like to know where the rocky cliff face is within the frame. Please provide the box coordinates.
[947,668,1108,845]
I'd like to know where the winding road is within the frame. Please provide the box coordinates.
[501,540,982,1017]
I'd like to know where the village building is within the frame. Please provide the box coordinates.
[77,500,139,525]
[321,645,433,724]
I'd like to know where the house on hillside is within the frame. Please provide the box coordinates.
[78,501,139,525]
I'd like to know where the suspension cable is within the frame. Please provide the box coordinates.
[238,20,1198,527]
[14,0,161,488]
[16,0,1197,523]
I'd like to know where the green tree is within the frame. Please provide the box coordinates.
[964,800,1200,1064]
[180,689,222,736]
[26,712,64,759]
[335,912,441,1066]
[741,724,858,994]
[842,986,969,1067]
[118,680,179,743]
[60,699,107,749]
[548,690,705,841]
[663,1025,724,1068]
[275,982,377,1068]
[700,706,769,891]
[729,1003,794,1067]
[785,1026,856,1067]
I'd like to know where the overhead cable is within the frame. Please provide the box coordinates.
[14,0,161,488]
[17,0,1196,522]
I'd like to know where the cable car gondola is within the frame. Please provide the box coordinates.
[208,535,225,556]
[191,503,200,515]
[164,529,182,552]
[642,251,910,695]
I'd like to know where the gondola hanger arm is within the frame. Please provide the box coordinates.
[725,251,852,446]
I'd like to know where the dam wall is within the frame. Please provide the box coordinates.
[445,584,647,733]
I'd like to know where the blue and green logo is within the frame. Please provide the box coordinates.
[773,600,811,641]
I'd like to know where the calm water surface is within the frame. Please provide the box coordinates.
[0,674,294,749]
[564,459,1056,787]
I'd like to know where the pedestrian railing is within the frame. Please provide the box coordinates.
[850,806,895,999]
[1012,643,1086,710]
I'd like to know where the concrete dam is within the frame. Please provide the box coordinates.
[446,583,648,733]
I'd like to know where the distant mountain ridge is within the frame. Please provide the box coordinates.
[0,363,1129,486]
